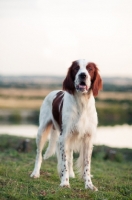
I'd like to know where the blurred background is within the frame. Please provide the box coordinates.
[0,0,132,148]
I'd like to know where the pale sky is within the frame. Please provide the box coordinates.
[0,0,132,77]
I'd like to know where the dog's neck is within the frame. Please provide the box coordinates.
[73,89,94,110]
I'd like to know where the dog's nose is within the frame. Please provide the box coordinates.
[79,73,87,79]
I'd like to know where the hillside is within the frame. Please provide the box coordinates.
[0,135,132,200]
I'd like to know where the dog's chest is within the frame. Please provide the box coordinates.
[63,104,97,136]
[74,108,95,135]
[62,93,97,136]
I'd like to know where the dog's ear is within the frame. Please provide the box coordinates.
[89,63,103,96]
[63,63,75,95]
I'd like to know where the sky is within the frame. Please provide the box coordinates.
[0,0,132,77]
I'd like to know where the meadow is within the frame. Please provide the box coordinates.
[0,79,132,199]
[0,87,132,126]
[0,135,132,200]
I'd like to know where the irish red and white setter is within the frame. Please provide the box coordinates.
[31,59,102,190]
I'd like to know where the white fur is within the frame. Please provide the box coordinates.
[31,60,98,191]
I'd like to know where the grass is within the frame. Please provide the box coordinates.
[0,135,132,200]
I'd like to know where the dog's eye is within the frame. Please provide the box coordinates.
[87,67,93,72]
[74,66,79,72]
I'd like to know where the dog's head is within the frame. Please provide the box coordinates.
[63,59,102,96]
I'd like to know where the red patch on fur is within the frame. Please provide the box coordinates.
[52,91,64,130]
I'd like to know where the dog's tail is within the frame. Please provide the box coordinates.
[43,127,59,160]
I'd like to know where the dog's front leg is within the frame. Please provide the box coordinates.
[83,134,98,191]
[58,135,70,188]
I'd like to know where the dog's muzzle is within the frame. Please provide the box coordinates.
[75,73,89,93]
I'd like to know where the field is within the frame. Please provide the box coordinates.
[0,135,132,200]
[0,88,132,126]
[0,88,132,109]
[0,88,50,109]
[0,80,132,199]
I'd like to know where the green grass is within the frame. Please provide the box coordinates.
[0,135,132,200]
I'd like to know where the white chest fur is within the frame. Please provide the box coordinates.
[62,92,98,138]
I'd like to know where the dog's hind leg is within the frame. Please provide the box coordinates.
[44,127,59,160]
[68,149,75,178]
[30,122,52,178]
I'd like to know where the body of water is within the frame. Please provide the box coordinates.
[0,124,132,149]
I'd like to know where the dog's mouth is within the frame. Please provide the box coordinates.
[79,81,87,89]
[76,81,89,92]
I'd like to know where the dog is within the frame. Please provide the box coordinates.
[30,59,102,190]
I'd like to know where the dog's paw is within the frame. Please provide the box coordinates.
[60,183,70,188]
[30,171,40,178]
[60,178,70,188]
[85,183,98,191]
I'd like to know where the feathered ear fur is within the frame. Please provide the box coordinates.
[63,64,75,95]
[90,63,103,96]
